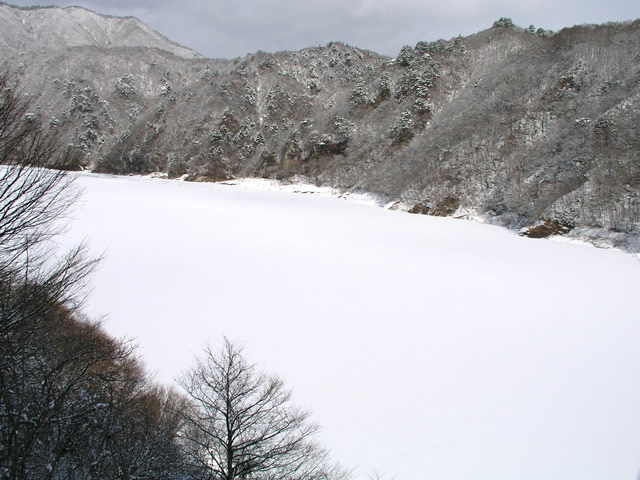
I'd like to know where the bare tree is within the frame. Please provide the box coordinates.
[0,71,82,278]
[0,69,190,480]
[178,339,347,480]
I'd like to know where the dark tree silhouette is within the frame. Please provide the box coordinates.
[178,338,348,480]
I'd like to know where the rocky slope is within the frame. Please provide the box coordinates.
[1,4,638,252]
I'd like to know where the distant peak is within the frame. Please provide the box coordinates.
[0,2,202,58]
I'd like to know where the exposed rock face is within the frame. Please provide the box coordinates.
[1,4,638,251]
[519,220,575,238]
[408,203,431,215]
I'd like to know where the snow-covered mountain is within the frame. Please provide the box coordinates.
[1,3,638,252]
[0,2,200,58]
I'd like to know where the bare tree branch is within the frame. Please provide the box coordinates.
[178,338,348,480]
[0,71,82,278]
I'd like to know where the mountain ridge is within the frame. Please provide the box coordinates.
[0,1,201,59]
[1,4,638,253]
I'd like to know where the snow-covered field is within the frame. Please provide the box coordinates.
[62,173,640,480]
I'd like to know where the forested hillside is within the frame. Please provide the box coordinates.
[1,3,638,251]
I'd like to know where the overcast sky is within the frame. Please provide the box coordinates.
[8,0,640,58]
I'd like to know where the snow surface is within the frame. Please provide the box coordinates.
[61,173,640,480]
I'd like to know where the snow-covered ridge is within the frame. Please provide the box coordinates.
[0,2,201,58]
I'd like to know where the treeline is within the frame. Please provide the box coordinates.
[0,72,346,479]
[0,279,185,479]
